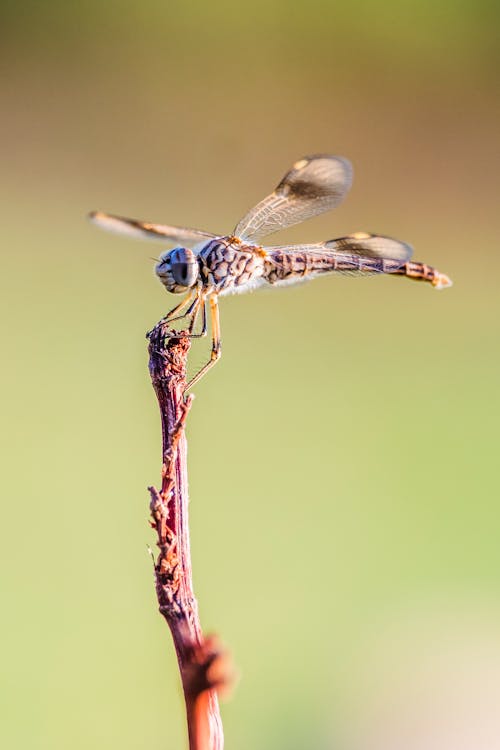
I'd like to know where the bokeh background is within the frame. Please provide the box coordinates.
[2,2,500,748]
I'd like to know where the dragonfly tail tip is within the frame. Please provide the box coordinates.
[432,272,453,290]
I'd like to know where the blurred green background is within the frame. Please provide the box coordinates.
[2,2,500,748]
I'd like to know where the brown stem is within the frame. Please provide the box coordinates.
[147,322,228,750]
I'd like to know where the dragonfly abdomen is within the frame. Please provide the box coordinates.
[264,249,388,284]
[264,250,452,289]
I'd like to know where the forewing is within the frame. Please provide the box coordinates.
[268,233,413,276]
[233,155,353,243]
[89,211,217,247]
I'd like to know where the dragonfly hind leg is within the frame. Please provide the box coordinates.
[186,293,208,338]
[186,294,221,390]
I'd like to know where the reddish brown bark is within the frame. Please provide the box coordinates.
[147,322,230,750]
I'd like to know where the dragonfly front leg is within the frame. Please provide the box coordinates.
[186,294,221,390]
[146,290,198,338]
[164,289,198,325]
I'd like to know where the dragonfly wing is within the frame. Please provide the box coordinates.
[233,155,353,244]
[325,233,413,269]
[266,233,413,281]
[89,211,217,247]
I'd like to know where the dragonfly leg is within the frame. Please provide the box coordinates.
[186,294,221,390]
[161,291,207,339]
[164,289,198,324]
[186,293,207,339]
[146,290,197,337]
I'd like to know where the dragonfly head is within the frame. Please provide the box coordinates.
[155,247,199,294]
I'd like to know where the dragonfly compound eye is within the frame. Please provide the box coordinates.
[156,247,199,293]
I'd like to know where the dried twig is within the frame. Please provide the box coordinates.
[147,322,231,750]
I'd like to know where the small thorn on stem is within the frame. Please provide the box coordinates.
[183,635,237,702]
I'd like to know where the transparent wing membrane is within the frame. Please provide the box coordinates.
[325,233,413,264]
[89,211,217,247]
[233,155,353,243]
[264,233,414,285]
[269,233,413,270]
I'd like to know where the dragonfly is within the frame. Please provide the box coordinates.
[90,154,451,388]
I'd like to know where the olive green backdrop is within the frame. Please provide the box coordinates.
[2,2,499,748]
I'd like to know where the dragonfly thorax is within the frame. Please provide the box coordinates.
[156,247,199,294]
[197,238,266,294]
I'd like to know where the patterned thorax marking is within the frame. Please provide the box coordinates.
[198,238,265,293]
